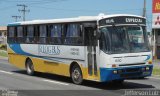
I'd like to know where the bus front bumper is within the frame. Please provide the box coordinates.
[100,65,153,82]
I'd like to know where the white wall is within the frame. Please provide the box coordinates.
[0,31,7,44]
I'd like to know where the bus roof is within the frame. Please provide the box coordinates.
[8,14,145,26]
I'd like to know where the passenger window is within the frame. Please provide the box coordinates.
[50,25,61,37]
[39,25,47,43]
[27,26,34,37]
[66,24,81,37]
[17,26,23,37]
[9,27,15,37]
[17,26,24,43]
[50,24,62,44]
[26,26,34,43]
[65,24,83,45]
[8,27,15,43]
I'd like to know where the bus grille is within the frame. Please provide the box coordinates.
[119,63,145,67]
[120,72,142,78]
[125,68,140,73]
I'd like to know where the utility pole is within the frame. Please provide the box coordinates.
[12,16,21,22]
[17,4,30,21]
[143,0,146,17]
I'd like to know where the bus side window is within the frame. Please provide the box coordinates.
[64,24,82,45]
[39,25,47,44]
[8,27,16,43]
[49,24,62,44]
[26,26,34,43]
[17,26,24,43]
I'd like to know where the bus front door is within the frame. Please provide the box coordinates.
[85,27,98,80]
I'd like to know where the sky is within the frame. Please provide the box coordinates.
[0,0,152,31]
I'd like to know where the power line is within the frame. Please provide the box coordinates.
[12,16,21,22]
[17,4,30,21]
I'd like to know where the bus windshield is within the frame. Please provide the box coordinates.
[100,26,150,54]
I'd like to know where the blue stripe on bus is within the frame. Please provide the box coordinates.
[100,65,153,82]
[145,55,151,61]
[8,44,80,63]
[9,44,33,56]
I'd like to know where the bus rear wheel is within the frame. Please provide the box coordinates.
[26,59,34,76]
[71,65,83,84]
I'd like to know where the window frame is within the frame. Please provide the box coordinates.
[7,21,95,45]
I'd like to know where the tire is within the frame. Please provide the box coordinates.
[71,65,83,84]
[26,59,34,76]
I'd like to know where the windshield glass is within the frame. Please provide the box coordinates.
[99,26,150,54]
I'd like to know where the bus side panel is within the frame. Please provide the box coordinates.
[31,56,101,81]
[80,67,101,81]
[8,53,101,81]
[7,44,101,81]
[31,57,70,77]
[8,54,26,69]
[7,44,26,69]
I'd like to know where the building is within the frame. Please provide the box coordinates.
[0,26,7,44]
[152,0,160,59]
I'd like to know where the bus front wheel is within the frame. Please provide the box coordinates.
[26,59,34,76]
[71,65,83,84]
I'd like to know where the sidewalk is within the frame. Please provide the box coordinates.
[152,60,160,77]
[153,59,160,68]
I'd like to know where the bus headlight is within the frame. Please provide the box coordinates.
[146,67,150,71]
[113,70,118,74]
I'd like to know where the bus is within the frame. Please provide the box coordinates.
[7,14,153,84]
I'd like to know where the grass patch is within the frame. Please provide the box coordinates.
[0,50,8,57]
[0,44,7,51]
[152,67,160,77]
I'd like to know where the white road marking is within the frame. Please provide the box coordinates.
[43,79,69,86]
[0,69,69,86]
[0,70,13,75]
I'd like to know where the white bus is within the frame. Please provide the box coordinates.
[7,14,153,84]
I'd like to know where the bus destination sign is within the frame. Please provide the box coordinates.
[99,16,146,26]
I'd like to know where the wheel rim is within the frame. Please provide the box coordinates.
[27,61,34,74]
[72,68,82,84]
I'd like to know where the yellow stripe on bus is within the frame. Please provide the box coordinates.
[8,54,100,81]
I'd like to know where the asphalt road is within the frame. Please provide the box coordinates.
[0,58,160,96]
